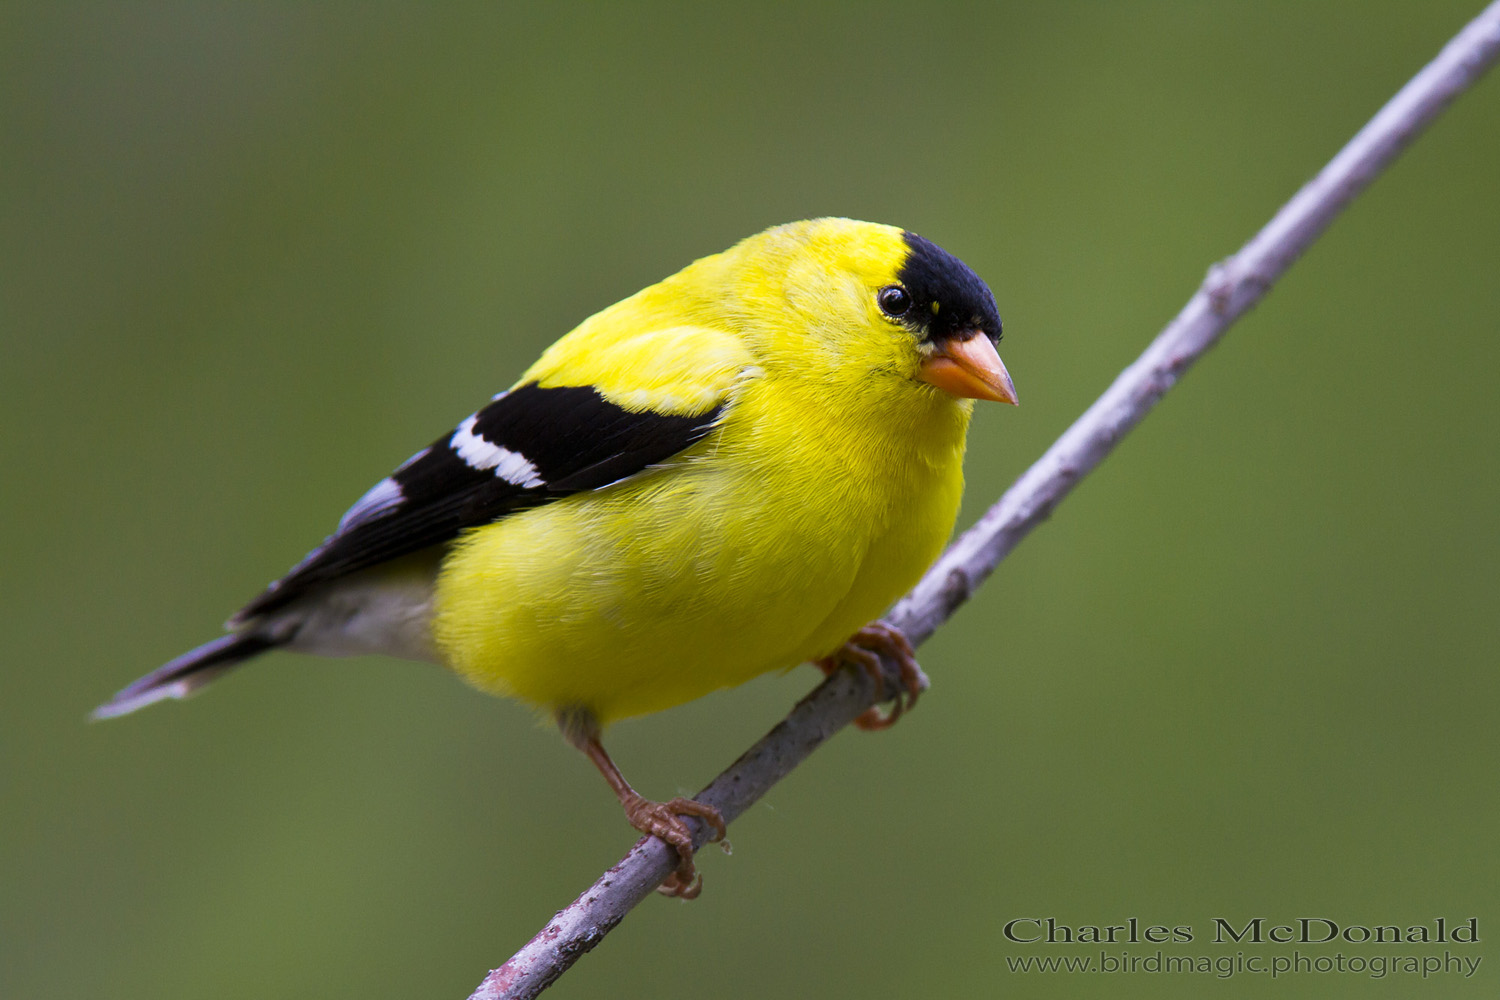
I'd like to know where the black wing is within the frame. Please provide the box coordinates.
[235,382,723,620]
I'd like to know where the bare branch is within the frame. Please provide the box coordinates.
[471,5,1500,998]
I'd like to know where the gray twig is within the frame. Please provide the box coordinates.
[470,6,1500,998]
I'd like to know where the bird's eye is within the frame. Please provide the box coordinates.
[877,285,912,318]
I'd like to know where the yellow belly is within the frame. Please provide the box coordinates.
[431,383,969,724]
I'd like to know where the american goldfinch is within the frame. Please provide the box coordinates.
[95,218,1016,895]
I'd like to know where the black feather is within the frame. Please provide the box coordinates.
[897,231,1003,346]
[236,383,723,620]
[92,632,283,719]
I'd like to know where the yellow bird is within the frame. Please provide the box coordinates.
[95,218,1017,895]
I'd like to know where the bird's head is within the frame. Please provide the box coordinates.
[722,218,1017,406]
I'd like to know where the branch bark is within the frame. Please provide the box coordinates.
[470,6,1500,998]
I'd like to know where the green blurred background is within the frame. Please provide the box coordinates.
[4,3,1497,998]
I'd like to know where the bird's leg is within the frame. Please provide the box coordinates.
[557,707,726,899]
[815,621,924,731]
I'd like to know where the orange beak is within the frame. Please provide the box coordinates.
[917,332,1018,404]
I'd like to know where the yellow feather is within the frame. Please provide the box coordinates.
[433,219,980,724]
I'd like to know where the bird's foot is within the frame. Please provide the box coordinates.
[621,793,727,899]
[816,621,924,731]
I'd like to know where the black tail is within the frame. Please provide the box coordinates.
[93,632,283,720]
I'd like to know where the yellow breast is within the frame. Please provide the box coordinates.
[431,374,969,724]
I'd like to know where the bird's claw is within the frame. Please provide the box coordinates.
[657,868,702,899]
[816,621,924,731]
[621,794,725,898]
